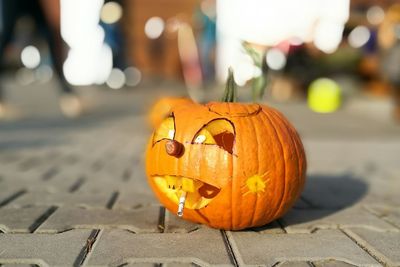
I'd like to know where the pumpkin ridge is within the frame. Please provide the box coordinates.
[260,108,287,222]
[270,110,298,218]
[271,108,303,171]
[270,108,306,202]
[249,113,261,227]
[230,117,243,228]
[266,108,304,221]
[272,109,305,184]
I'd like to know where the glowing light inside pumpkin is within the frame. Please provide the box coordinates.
[153,176,219,210]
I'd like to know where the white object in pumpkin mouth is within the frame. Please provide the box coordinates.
[152,175,221,210]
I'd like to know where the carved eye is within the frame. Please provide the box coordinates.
[153,117,175,143]
[192,119,235,153]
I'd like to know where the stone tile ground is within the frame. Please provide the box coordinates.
[0,83,400,266]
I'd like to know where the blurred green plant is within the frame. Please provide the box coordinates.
[242,42,268,101]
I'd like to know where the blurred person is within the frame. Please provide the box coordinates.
[379,4,400,122]
[216,0,350,85]
[101,0,125,71]
[0,0,83,118]
[196,0,216,83]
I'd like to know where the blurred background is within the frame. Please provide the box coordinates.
[0,0,400,125]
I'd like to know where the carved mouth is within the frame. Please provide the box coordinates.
[153,175,221,209]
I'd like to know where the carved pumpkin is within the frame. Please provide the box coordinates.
[146,70,306,230]
[148,97,193,128]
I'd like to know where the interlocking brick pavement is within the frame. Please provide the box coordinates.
[0,86,400,266]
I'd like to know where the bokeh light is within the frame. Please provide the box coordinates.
[366,6,385,25]
[35,65,53,83]
[106,68,126,89]
[348,26,371,48]
[15,68,35,86]
[124,67,142,87]
[21,46,41,69]
[145,17,165,39]
[100,1,123,24]
[266,48,286,70]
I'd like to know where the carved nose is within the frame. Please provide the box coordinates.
[165,140,183,157]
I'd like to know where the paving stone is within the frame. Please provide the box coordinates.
[0,206,53,233]
[0,188,26,208]
[0,264,39,267]
[313,260,357,267]
[2,87,400,266]
[121,264,158,267]
[281,206,398,233]
[113,187,158,209]
[364,205,400,228]
[300,174,369,209]
[164,210,201,233]
[36,206,161,233]
[357,173,400,207]
[162,263,196,267]
[293,198,313,209]
[249,220,285,234]
[345,228,400,266]
[0,174,87,194]
[0,179,48,194]
[303,141,400,172]
[0,230,93,266]
[66,177,118,195]
[114,264,195,267]
[86,228,233,266]
[10,191,113,208]
[276,261,311,267]
[228,230,379,266]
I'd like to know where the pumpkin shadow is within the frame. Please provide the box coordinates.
[250,173,368,232]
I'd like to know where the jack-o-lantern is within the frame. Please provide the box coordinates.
[146,70,306,230]
[149,97,193,128]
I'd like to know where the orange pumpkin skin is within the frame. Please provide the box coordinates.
[148,97,193,128]
[146,102,306,230]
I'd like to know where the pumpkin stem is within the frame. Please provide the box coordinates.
[221,67,237,102]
